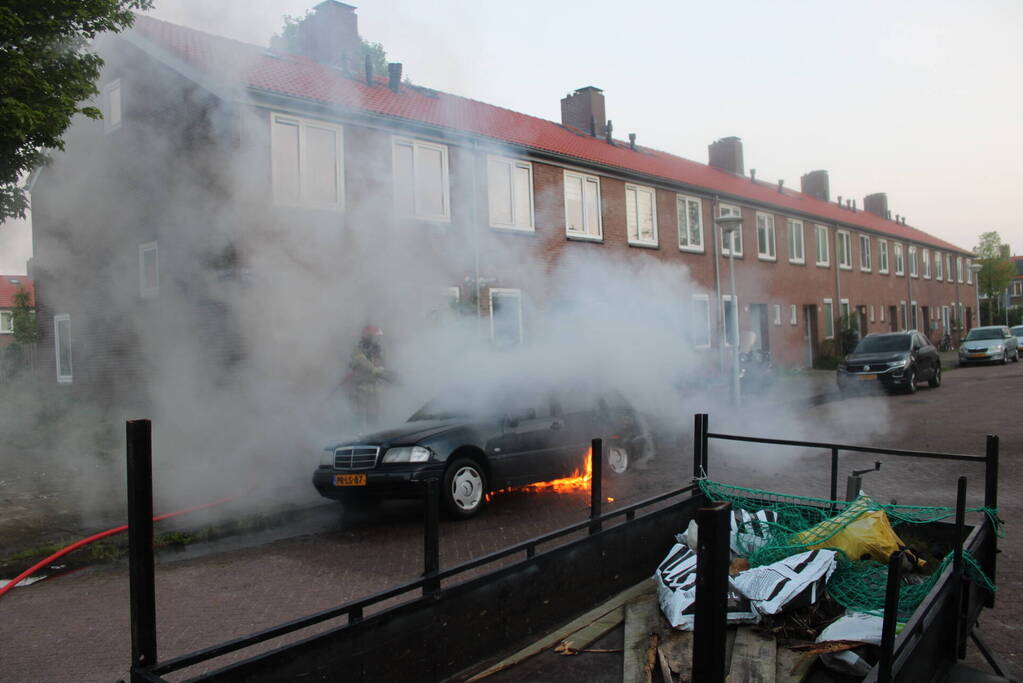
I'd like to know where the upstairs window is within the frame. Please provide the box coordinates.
[878,239,889,273]
[564,171,602,239]
[908,246,918,277]
[894,243,905,275]
[625,184,658,246]
[677,195,704,252]
[272,113,344,209]
[836,230,852,269]
[102,80,122,133]
[490,288,523,347]
[957,256,964,282]
[922,248,931,279]
[393,136,449,221]
[487,156,533,231]
[719,204,743,256]
[946,254,952,282]
[787,219,804,264]
[967,259,974,284]
[54,314,73,384]
[139,242,159,298]
[859,234,871,271]
[756,212,776,260]
[691,294,711,348]
[935,252,943,280]
[815,224,829,266]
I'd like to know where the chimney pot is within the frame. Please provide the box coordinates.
[365,53,373,86]
[387,62,402,92]
[605,120,613,144]
[800,170,830,201]
[750,168,756,183]
[561,86,606,136]
[628,133,636,150]
[837,195,843,206]
[291,1,361,70]
[708,136,744,175]
[777,179,785,193]
[864,192,889,218]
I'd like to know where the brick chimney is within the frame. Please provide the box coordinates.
[294,1,361,70]
[800,170,830,201]
[863,192,889,218]
[708,137,744,176]
[561,87,605,136]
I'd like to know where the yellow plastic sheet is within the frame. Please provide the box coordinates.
[792,496,923,566]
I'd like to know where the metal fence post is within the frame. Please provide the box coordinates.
[953,476,968,660]
[829,447,839,505]
[693,501,730,683]
[423,478,440,595]
[878,550,905,683]
[127,419,157,679]
[984,434,998,608]
[693,413,705,480]
[700,413,710,477]
[589,438,603,534]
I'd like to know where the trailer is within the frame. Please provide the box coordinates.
[122,414,1011,683]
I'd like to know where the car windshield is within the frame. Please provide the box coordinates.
[1013,326,1023,336]
[853,335,910,353]
[965,328,1004,341]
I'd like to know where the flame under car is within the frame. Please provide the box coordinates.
[312,389,648,518]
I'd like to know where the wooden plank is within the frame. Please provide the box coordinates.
[728,627,777,683]
[776,646,813,683]
[466,578,654,682]
[657,646,675,683]
[658,630,692,677]
[624,595,660,683]
[560,605,625,652]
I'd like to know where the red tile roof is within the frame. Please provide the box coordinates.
[131,16,970,254]
[0,276,33,308]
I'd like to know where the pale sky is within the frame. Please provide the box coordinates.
[2,0,1020,274]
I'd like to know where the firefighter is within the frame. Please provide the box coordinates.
[347,325,393,429]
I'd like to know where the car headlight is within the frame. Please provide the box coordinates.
[320,449,335,467]
[837,363,847,371]
[992,344,1004,352]
[382,446,432,463]
[887,358,909,368]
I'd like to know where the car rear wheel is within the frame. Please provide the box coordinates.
[443,458,486,519]
[928,365,942,388]
[905,368,917,393]
[1013,350,1020,363]
[606,445,629,474]
[1001,351,1009,365]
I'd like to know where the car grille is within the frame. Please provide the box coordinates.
[334,446,380,470]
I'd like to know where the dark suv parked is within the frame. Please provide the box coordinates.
[312,386,650,519]
[836,331,940,394]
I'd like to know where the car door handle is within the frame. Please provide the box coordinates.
[550,421,563,430]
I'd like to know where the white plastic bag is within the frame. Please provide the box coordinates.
[654,542,759,630]
[732,549,837,615]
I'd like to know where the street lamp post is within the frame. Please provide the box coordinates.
[969,263,983,328]
[715,214,744,405]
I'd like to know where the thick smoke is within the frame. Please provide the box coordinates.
[2,13,894,532]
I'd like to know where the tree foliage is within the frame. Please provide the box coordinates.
[0,0,152,221]
[973,231,1016,310]
[272,12,389,77]
[12,287,37,345]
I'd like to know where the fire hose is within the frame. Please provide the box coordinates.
[0,496,236,601]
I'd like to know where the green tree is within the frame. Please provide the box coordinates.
[0,1,153,221]
[11,287,37,345]
[272,12,390,78]
[973,231,1015,324]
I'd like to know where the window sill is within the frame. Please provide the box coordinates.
[679,245,705,254]
[57,377,73,385]
[490,225,536,235]
[274,200,347,213]
[880,270,889,275]
[566,232,603,243]
[816,262,830,268]
[721,252,744,259]
[839,264,853,271]
[758,255,777,262]
[629,240,659,250]
[788,259,805,265]
[860,268,872,273]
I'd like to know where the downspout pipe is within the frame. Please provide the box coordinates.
[712,195,724,371]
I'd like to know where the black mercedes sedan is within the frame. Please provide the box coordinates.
[312,388,649,518]
[836,331,941,394]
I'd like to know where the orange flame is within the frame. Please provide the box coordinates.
[487,447,592,501]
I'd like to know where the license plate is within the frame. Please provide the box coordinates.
[335,474,366,487]
[969,353,986,358]
[857,374,878,381]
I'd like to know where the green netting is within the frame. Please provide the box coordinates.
[698,479,999,616]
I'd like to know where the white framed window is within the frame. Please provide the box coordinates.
[894,243,905,276]
[870,305,876,323]
[773,304,781,326]
[900,300,908,329]
[878,239,889,274]
[967,260,974,284]
[487,156,534,231]
[139,241,159,298]
[756,212,776,260]
[0,310,12,334]
[935,252,943,280]
[859,234,871,272]
[625,184,658,246]
[922,248,931,279]
[908,246,918,278]
[489,288,523,347]
[54,314,73,384]
[815,224,829,266]
[787,219,804,264]
[945,254,952,282]
[790,304,797,326]
[957,256,964,283]
[393,136,449,221]
[719,204,743,256]
[722,295,739,346]
[691,294,711,348]
[677,194,704,252]
[836,230,852,270]
[880,305,886,322]
[910,301,918,329]
[823,299,835,339]
[272,113,344,209]
[563,170,602,239]
[839,299,851,325]
[1013,281,1022,296]
[102,79,122,133]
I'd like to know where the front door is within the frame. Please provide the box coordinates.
[803,304,818,367]
[889,306,898,332]
[749,304,769,352]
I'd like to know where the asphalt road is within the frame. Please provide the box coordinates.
[0,359,1019,682]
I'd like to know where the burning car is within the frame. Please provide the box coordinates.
[312,387,650,518]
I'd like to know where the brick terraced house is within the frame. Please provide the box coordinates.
[31,2,978,405]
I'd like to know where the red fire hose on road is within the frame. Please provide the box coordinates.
[0,496,236,601]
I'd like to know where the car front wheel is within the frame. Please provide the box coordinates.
[928,365,942,388]
[442,457,487,519]
[1013,350,1020,363]
[1001,351,1009,365]
[606,444,629,474]
[905,368,917,393]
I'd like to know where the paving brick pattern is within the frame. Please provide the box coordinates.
[2,363,1020,681]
